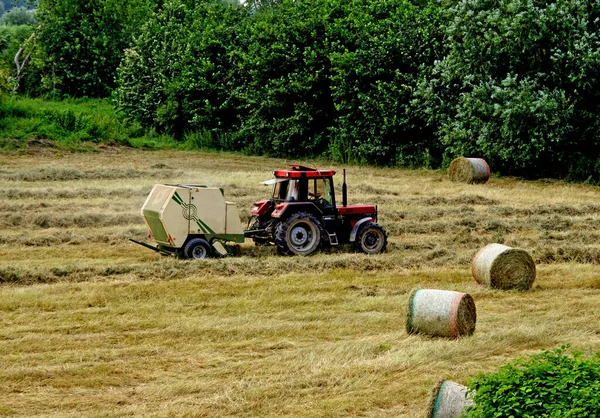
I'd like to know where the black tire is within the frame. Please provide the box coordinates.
[275,212,324,256]
[353,222,387,254]
[183,238,212,259]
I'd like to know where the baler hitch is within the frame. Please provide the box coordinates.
[129,238,173,256]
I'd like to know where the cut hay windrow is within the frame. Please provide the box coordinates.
[471,243,536,290]
[406,289,476,339]
[426,380,474,418]
[448,157,490,184]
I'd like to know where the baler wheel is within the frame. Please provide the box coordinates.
[275,212,323,256]
[353,222,387,254]
[184,238,212,259]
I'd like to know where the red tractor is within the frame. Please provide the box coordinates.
[246,165,387,256]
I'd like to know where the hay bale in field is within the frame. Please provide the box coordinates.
[471,243,536,290]
[406,289,476,339]
[426,380,474,418]
[448,157,490,184]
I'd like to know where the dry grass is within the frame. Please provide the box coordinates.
[1,149,600,417]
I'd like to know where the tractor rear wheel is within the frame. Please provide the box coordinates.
[275,212,323,256]
[354,222,387,254]
[184,238,212,259]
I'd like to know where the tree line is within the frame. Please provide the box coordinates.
[4,0,600,181]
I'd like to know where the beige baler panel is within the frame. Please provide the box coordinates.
[141,184,180,246]
[160,188,191,248]
[226,202,244,236]
[142,184,172,213]
[142,184,246,248]
[188,188,227,235]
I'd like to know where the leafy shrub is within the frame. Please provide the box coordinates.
[228,0,333,156]
[464,346,600,417]
[116,0,444,163]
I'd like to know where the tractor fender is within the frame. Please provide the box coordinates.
[349,217,374,242]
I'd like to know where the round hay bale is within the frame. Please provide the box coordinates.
[406,288,476,339]
[448,157,490,184]
[426,380,474,418]
[471,243,536,290]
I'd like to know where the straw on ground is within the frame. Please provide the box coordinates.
[1,149,600,417]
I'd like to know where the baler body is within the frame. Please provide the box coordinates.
[141,184,245,250]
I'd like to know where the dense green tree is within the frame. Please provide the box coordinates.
[327,0,444,166]
[35,0,156,97]
[419,0,600,179]
[116,0,443,162]
[117,0,245,139]
[0,6,36,25]
[229,0,334,156]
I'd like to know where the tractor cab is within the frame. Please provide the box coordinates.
[269,166,336,206]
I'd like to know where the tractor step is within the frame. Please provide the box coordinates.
[328,232,339,246]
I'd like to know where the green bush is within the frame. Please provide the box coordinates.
[229,0,333,157]
[464,347,600,417]
[116,0,444,163]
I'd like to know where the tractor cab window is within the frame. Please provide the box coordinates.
[308,178,335,208]
[285,179,301,201]
[268,179,289,200]
[323,178,334,207]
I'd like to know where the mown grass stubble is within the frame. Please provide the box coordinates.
[1,149,600,417]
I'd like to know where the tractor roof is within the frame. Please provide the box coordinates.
[273,165,336,179]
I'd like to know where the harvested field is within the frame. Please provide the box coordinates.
[1,149,600,417]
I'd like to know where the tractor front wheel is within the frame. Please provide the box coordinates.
[354,222,387,254]
[275,212,323,256]
[184,238,212,259]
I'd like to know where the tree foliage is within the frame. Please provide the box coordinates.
[116,0,441,162]
[419,0,600,179]
[15,0,600,180]
[35,0,156,97]
[327,0,444,166]
[0,6,36,25]
[229,0,334,156]
[116,0,245,140]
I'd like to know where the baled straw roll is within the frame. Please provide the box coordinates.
[448,157,490,184]
[406,288,476,339]
[426,380,474,418]
[471,243,536,290]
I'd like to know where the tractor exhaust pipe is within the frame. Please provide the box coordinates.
[342,169,348,207]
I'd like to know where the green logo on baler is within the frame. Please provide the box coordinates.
[172,191,215,235]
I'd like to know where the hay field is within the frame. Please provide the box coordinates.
[1,148,600,417]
